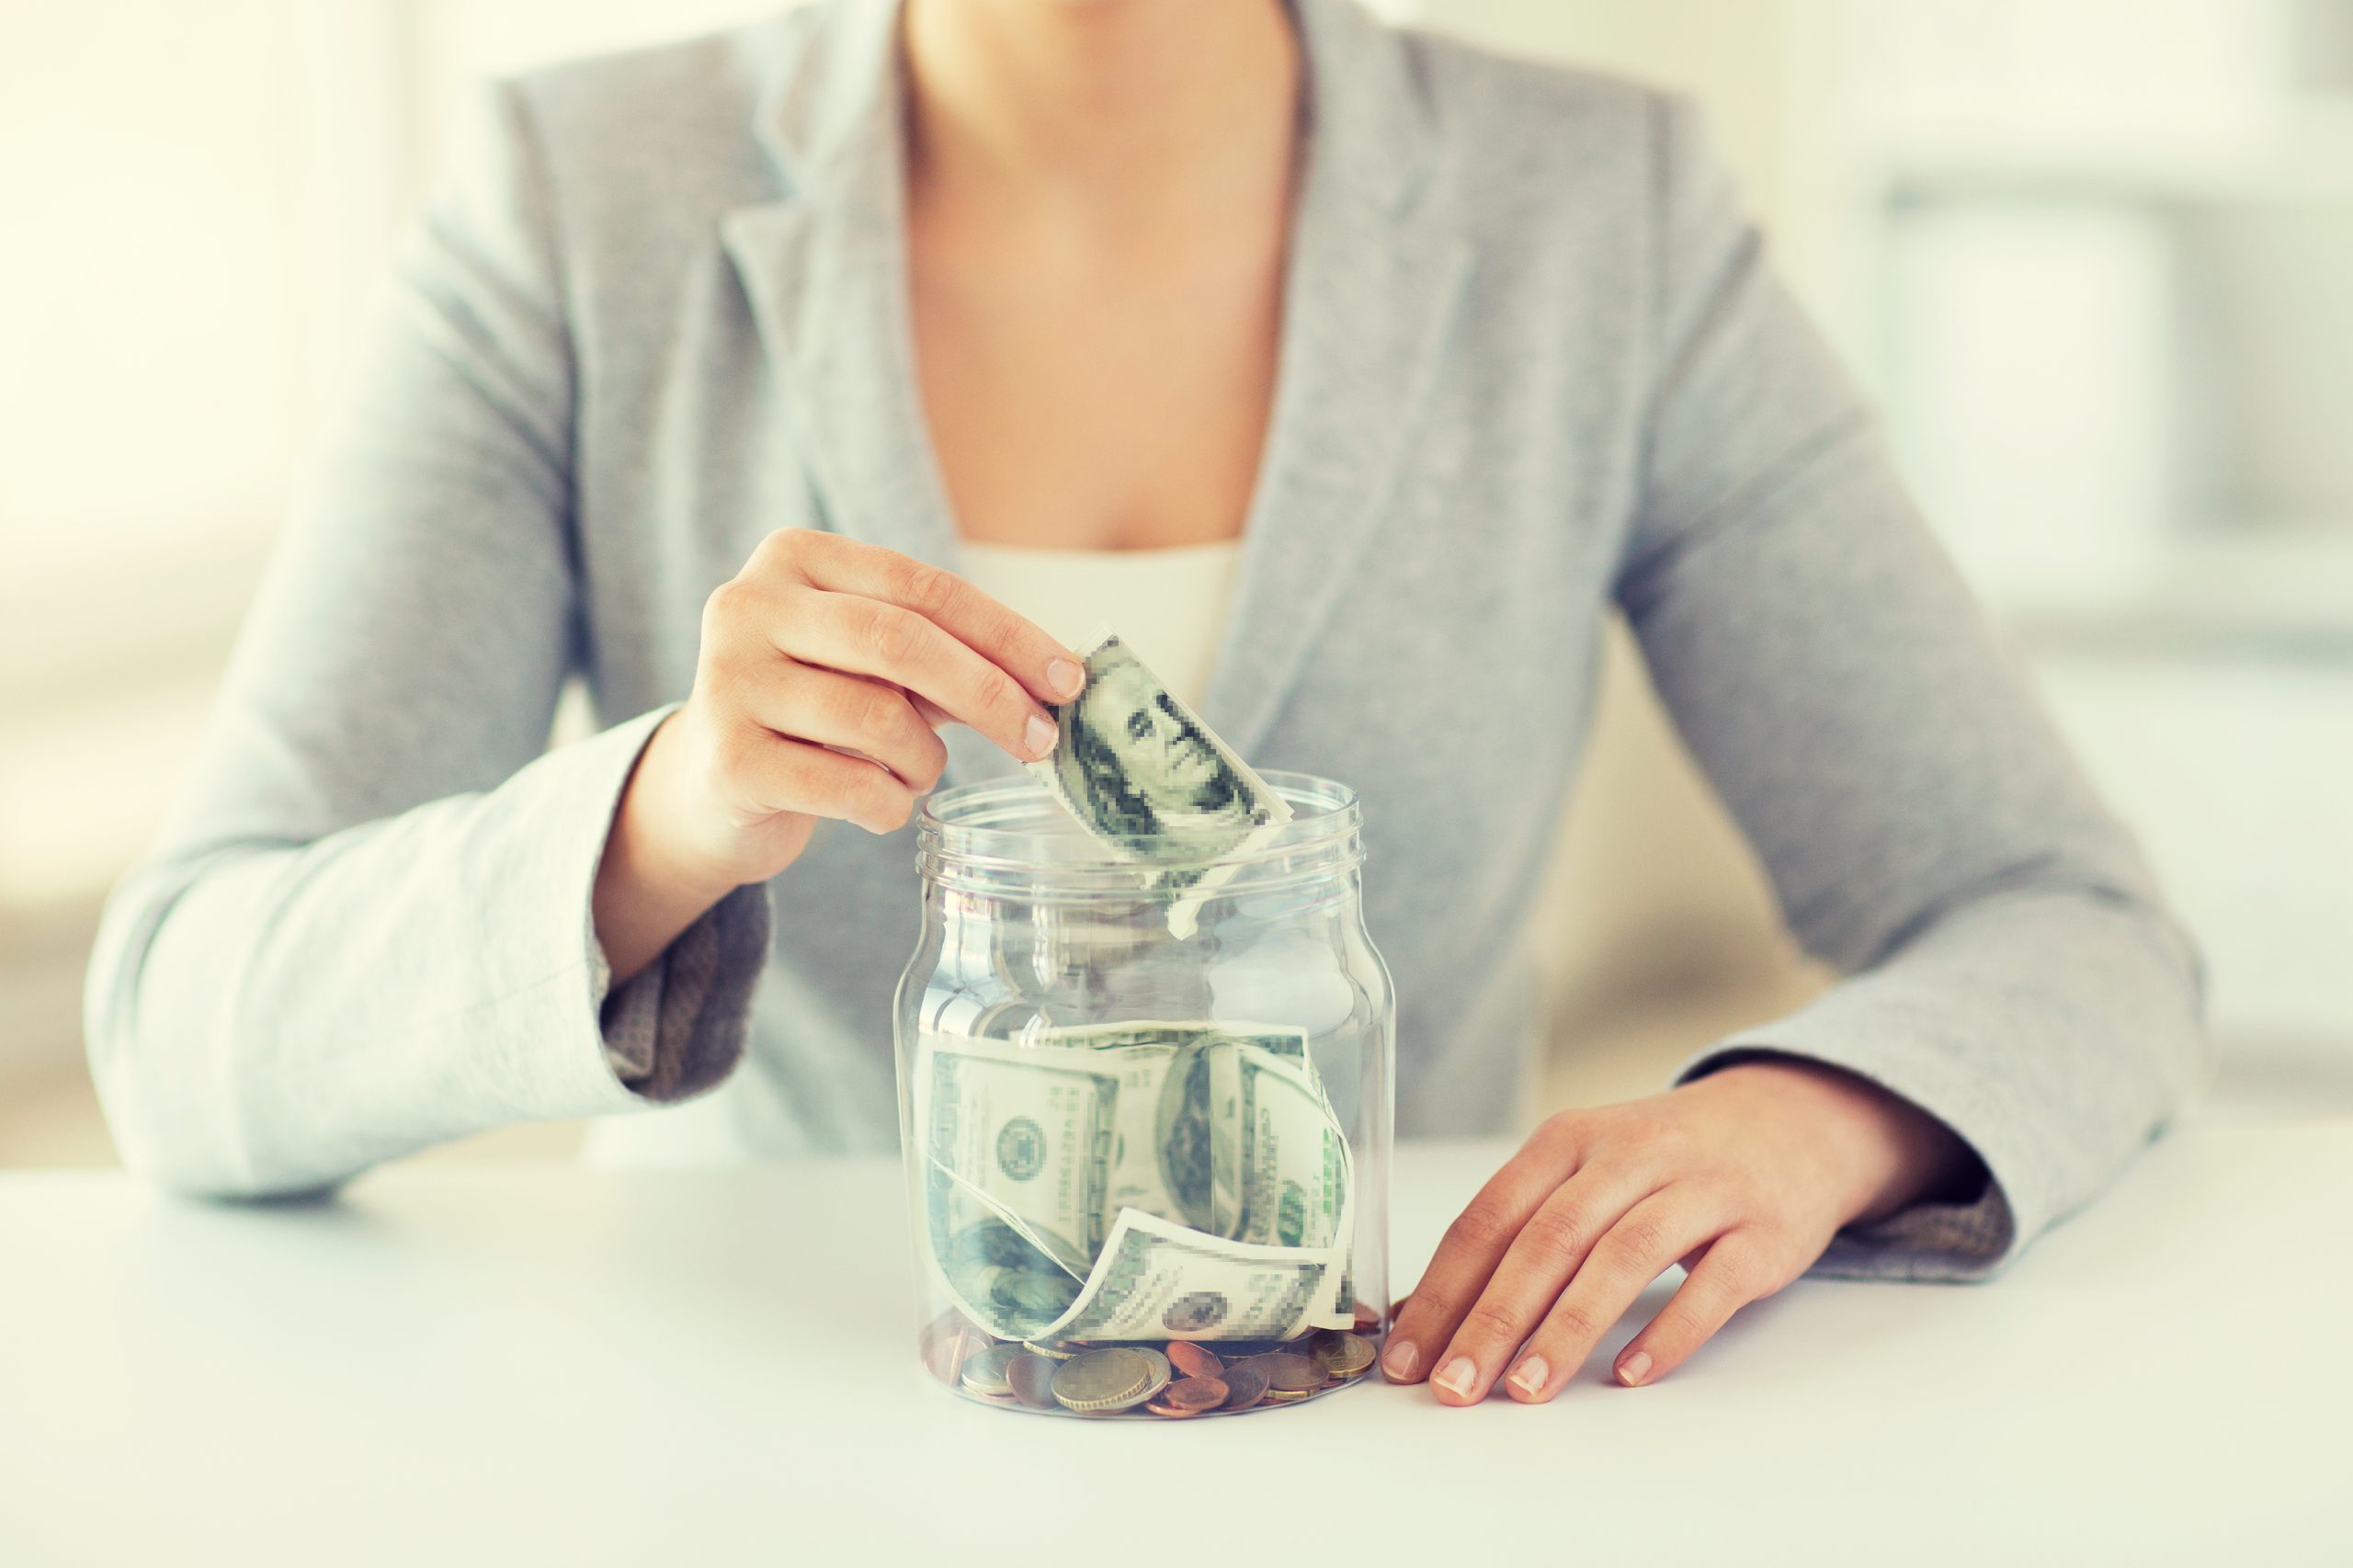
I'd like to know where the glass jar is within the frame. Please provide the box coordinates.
[895,771,1394,1417]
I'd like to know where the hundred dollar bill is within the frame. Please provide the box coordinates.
[1030,1021,1336,1240]
[1027,1019,1243,1235]
[1039,1207,1336,1344]
[916,1024,1361,1340]
[912,1035,1114,1337]
[1228,1044,1348,1254]
[1028,625,1293,938]
[1227,1044,1358,1330]
[915,1029,1236,1336]
[1035,1018,1320,1093]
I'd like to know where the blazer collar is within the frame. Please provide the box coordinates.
[722,0,1468,777]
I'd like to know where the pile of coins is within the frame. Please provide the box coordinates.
[923,1305,1384,1419]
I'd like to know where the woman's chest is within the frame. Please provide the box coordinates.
[905,231,1285,552]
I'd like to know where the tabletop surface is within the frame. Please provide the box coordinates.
[2,1123,2347,1566]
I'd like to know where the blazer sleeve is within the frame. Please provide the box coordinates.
[1614,96,2209,1279]
[83,82,770,1199]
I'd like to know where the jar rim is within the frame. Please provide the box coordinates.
[917,769,1361,875]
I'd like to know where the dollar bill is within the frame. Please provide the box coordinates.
[1227,1044,1358,1330]
[913,1035,1115,1337]
[1038,1207,1336,1344]
[918,1023,1359,1342]
[1028,625,1293,938]
[1031,1019,1302,1234]
[1228,1044,1348,1255]
[1030,1020,1336,1236]
[915,1029,1239,1336]
[1034,1018,1318,1086]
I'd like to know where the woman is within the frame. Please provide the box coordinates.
[86,0,2205,1407]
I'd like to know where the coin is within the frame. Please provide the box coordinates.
[920,1313,984,1389]
[1134,1346,1173,1405]
[1216,1339,1286,1360]
[1252,1352,1328,1393]
[1021,1338,1079,1361]
[1261,1387,1315,1403]
[1164,1376,1229,1414]
[1218,1361,1269,1412]
[1313,1332,1379,1380]
[1167,1343,1223,1380]
[1144,1397,1203,1418]
[1353,1301,1381,1334]
[1007,1352,1060,1410]
[961,1342,1021,1399]
[1052,1347,1154,1414]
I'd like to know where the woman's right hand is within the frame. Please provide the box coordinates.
[593,528,1085,981]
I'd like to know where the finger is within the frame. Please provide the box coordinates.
[741,663,948,793]
[1415,1161,1655,1404]
[1382,1120,1579,1385]
[909,693,954,731]
[774,529,1085,704]
[771,586,1058,764]
[1610,1230,1789,1389]
[726,729,917,835]
[1483,1192,1727,1406]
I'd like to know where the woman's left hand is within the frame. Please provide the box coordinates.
[1382,1056,1974,1404]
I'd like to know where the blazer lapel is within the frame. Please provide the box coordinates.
[1197,0,1472,762]
[720,0,961,577]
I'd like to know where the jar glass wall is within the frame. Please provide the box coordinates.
[895,772,1394,1417]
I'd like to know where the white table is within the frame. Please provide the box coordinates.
[2,1126,2346,1566]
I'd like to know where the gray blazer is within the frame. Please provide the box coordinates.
[87,0,2205,1278]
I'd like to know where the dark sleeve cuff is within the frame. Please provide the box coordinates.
[593,880,770,1103]
[1673,983,2034,1282]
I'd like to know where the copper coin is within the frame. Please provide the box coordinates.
[1007,1353,1060,1410]
[1166,1343,1224,1380]
[1353,1301,1381,1334]
[1253,1352,1328,1393]
[1144,1399,1202,1418]
[1218,1362,1268,1411]
[1163,1376,1229,1414]
[920,1314,984,1389]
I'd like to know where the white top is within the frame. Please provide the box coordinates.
[959,539,1244,712]
[2,1123,2342,1564]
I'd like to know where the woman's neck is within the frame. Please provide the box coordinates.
[900,0,1301,223]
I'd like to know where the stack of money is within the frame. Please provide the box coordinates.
[1028,625,1293,939]
[913,1021,1360,1351]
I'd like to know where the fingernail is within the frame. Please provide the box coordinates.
[1024,714,1056,759]
[1046,658,1083,699]
[1616,1350,1653,1388]
[1381,1341,1418,1381]
[1433,1357,1477,1399]
[1508,1356,1549,1397]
